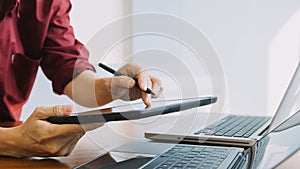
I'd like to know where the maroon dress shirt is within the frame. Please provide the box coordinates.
[0,0,95,121]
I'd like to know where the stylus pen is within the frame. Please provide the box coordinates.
[98,63,156,95]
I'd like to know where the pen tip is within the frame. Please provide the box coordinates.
[146,88,156,96]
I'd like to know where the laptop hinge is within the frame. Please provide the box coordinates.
[258,125,270,136]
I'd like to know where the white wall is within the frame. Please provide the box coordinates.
[131,0,300,116]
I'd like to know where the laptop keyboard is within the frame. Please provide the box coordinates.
[194,115,271,138]
[142,145,233,169]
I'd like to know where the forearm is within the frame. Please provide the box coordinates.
[64,70,113,107]
[0,127,22,157]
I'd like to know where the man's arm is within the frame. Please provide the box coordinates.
[63,70,112,107]
[0,127,20,157]
[40,0,95,96]
[39,0,163,107]
[63,63,164,108]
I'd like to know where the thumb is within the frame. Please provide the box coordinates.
[33,105,73,119]
[112,76,136,89]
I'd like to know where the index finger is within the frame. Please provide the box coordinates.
[136,70,150,92]
[135,71,152,107]
[44,122,85,137]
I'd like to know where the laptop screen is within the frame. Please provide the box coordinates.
[252,109,300,168]
[268,61,300,133]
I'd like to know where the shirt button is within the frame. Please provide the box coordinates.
[11,54,15,64]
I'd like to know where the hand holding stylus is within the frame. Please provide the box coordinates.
[99,63,156,95]
[98,63,163,107]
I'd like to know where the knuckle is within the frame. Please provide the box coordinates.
[34,106,44,113]
[152,77,162,85]
[31,106,47,119]
[47,145,61,156]
[53,106,62,115]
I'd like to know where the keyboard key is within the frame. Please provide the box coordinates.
[186,164,198,168]
[142,145,234,169]
[159,163,171,168]
[178,147,193,153]
[173,163,186,167]
[142,156,168,169]
[194,115,270,138]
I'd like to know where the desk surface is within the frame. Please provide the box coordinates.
[0,116,299,169]
[0,134,298,169]
[0,135,104,169]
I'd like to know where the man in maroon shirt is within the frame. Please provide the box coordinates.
[0,0,163,157]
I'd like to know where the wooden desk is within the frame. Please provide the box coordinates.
[1,133,299,169]
[0,121,116,169]
[0,117,300,169]
[0,118,154,169]
[0,134,107,169]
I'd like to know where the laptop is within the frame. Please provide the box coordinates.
[76,140,247,169]
[250,108,300,169]
[145,62,300,147]
[141,107,300,169]
[140,144,246,169]
[76,107,300,169]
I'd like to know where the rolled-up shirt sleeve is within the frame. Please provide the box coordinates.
[40,0,95,95]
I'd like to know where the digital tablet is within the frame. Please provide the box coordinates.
[46,96,217,124]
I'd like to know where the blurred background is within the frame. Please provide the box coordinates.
[21,0,300,122]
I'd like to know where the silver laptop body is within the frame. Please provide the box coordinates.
[145,62,300,147]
